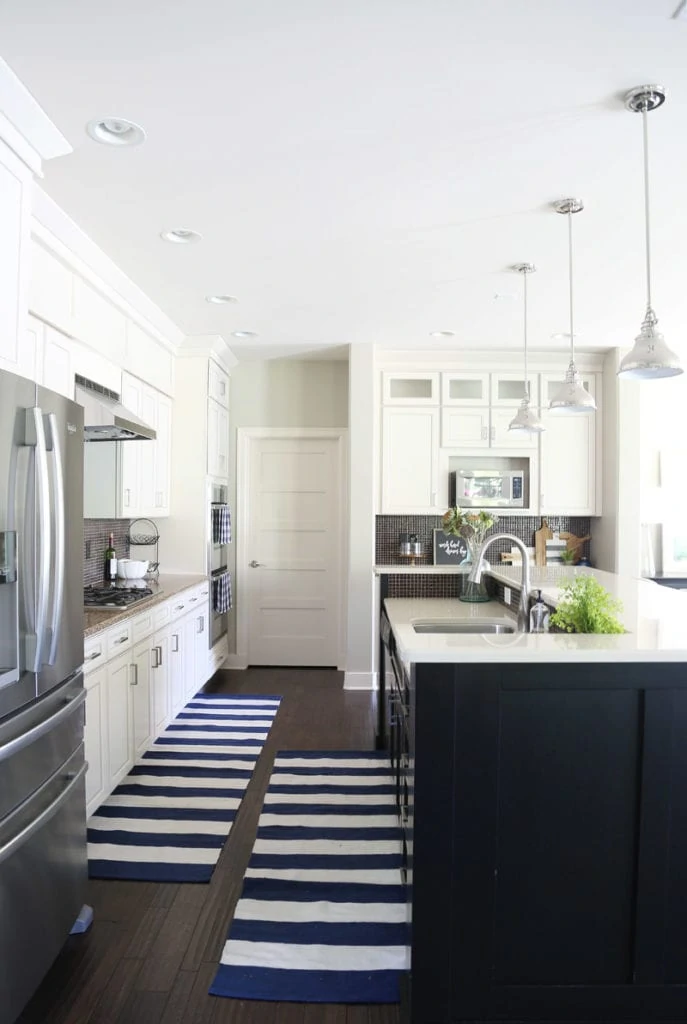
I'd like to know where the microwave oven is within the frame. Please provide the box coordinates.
[449,469,525,508]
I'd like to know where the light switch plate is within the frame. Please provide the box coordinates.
[504,586,512,605]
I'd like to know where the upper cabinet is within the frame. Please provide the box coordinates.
[540,373,599,516]
[28,241,73,335]
[0,142,32,376]
[207,397,229,479]
[72,276,126,364]
[25,314,73,399]
[208,361,230,408]
[379,364,602,516]
[382,372,440,405]
[126,320,174,398]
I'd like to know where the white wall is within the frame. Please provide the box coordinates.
[226,358,349,656]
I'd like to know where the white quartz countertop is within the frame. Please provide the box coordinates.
[384,566,687,663]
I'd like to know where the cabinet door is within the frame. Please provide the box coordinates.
[383,372,439,405]
[441,372,490,406]
[208,361,230,407]
[490,408,539,450]
[106,651,133,786]
[151,628,170,733]
[132,639,154,758]
[84,666,108,817]
[72,276,126,363]
[194,607,209,694]
[120,373,142,515]
[540,374,597,515]
[182,612,199,703]
[207,398,229,478]
[381,407,440,513]
[138,384,158,513]
[29,240,74,334]
[22,314,43,385]
[441,407,490,448]
[41,324,73,399]
[490,372,533,407]
[169,622,185,718]
[154,393,172,515]
[0,142,31,375]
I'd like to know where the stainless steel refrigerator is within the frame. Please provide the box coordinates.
[0,369,86,1024]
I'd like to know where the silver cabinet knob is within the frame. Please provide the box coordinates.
[249,560,263,568]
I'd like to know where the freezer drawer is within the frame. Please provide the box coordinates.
[0,673,84,821]
[0,745,87,1024]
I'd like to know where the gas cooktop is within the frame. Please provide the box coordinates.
[84,585,157,609]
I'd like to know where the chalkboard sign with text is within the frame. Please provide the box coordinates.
[433,529,470,565]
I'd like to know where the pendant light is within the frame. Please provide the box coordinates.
[549,198,597,414]
[618,84,682,379]
[509,263,545,433]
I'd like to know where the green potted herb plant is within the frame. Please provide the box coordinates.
[549,576,624,634]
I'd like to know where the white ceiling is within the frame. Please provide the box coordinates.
[1,1,686,361]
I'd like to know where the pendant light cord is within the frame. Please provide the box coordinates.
[642,102,653,312]
[568,208,575,365]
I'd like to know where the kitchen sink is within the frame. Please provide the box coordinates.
[412,619,517,635]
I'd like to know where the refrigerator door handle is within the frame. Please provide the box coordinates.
[0,689,86,765]
[43,412,65,666]
[24,408,51,672]
[0,761,87,867]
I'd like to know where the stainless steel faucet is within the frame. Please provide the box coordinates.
[468,533,532,632]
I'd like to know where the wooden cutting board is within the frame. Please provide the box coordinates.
[560,530,591,562]
[534,518,554,567]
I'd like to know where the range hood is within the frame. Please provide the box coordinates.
[75,375,156,442]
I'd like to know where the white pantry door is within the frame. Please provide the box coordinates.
[245,436,343,666]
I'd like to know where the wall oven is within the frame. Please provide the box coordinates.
[207,481,231,649]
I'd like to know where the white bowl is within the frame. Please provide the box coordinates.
[116,558,149,580]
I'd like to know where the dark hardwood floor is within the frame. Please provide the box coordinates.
[18,669,400,1024]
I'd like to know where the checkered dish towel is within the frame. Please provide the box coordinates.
[211,505,232,545]
[212,571,232,613]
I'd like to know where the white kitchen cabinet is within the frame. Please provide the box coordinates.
[72,275,126,364]
[490,372,532,407]
[28,239,73,335]
[540,373,598,516]
[86,371,172,519]
[208,360,230,408]
[169,618,186,718]
[441,372,490,407]
[381,406,440,513]
[154,393,172,513]
[441,407,490,448]
[193,607,208,699]
[106,651,134,787]
[84,665,108,818]
[131,638,154,758]
[22,314,42,385]
[42,323,74,399]
[151,628,170,733]
[125,319,174,398]
[383,372,440,405]
[490,408,539,449]
[207,397,229,478]
[0,142,31,376]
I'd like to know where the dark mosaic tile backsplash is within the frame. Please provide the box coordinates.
[84,520,131,587]
[376,514,591,565]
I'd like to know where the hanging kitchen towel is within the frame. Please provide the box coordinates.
[212,505,232,545]
[213,571,232,613]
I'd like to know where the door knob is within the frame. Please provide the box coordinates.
[249,560,263,568]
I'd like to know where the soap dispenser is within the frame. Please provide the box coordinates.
[529,590,550,634]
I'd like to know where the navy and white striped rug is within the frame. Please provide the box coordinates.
[87,693,281,883]
[210,751,408,1004]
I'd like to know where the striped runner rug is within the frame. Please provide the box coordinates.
[87,692,281,883]
[210,750,408,1003]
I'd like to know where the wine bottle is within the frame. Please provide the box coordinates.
[104,532,117,583]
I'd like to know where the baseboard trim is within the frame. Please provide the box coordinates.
[223,654,249,670]
[343,671,377,691]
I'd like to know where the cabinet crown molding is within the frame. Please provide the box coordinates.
[0,59,71,171]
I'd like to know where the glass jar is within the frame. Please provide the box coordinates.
[459,536,490,603]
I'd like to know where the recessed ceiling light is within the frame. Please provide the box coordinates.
[86,117,146,146]
[160,229,202,244]
[430,330,456,338]
[206,295,238,305]
[231,330,258,339]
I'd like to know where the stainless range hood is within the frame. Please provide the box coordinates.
[75,375,156,441]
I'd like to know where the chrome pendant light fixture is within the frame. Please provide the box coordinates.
[549,198,596,414]
[618,84,682,380]
[509,263,545,433]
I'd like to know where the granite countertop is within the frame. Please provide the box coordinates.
[84,574,208,638]
[385,566,687,664]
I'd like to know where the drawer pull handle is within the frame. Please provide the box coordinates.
[86,650,101,661]
[172,634,179,653]
[175,604,184,611]
[115,635,128,645]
